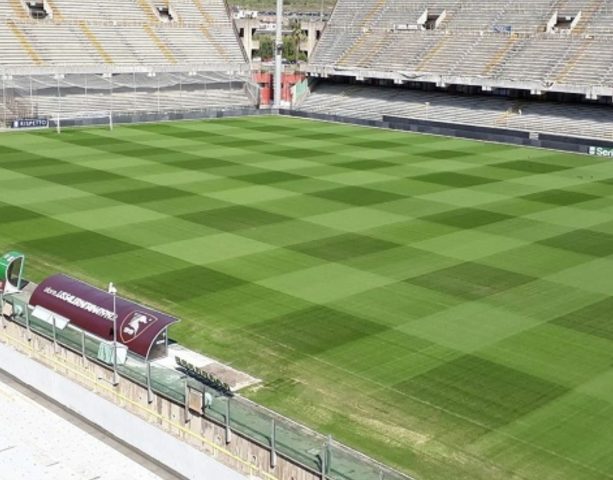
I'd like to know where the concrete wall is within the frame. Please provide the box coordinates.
[0,321,320,480]
[283,109,613,155]
[49,107,270,129]
[235,19,260,61]
[0,339,245,480]
[44,104,613,158]
[382,115,613,154]
[300,21,325,59]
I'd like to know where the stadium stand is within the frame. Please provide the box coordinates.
[2,72,253,123]
[303,0,613,141]
[307,0,613,95]
[0,0,245,67]
[300,82,613,139]
[0,0,255,125]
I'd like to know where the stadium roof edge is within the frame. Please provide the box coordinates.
[0,63,251,76]
[302,66,609,97]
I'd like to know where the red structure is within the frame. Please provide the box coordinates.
[29,274,179,359]
[252,71,306,106]
[253,71,273,105]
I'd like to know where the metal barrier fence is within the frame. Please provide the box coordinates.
[1,293,412,480]
[0,70,258,127]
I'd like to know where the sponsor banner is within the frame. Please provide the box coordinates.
[12,118,49,129]
[588,146,613,157]
[43,286,117,321]
[493,24,512,33]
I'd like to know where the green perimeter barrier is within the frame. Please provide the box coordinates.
[229,397,276,452]
[2,295,411,480]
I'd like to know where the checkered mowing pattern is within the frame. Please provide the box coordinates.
[1,117,613,480]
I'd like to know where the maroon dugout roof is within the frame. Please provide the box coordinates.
[29,274,180,358]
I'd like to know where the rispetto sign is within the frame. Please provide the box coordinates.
[12,118,49,129]
[588,146,613,157]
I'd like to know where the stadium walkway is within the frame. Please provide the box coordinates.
[0,370,178,480]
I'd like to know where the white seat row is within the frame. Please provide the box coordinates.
[300,82,613,140]
[311,0,613,91]
[0,0,246,69]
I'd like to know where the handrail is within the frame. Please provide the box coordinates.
[0,325,279,480]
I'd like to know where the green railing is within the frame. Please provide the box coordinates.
[2,294,412,480]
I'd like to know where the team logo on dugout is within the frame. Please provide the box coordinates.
[120,311,158,343]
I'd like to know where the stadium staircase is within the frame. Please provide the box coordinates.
[359,33,393,69]
[482,34,519,76]
[8,0,28,21]
[144,24,177,64]
[495,100,524,127]
[79,21,113,65]
[415,34,450,72]
[136,0,159,23]
[573,0,607,34]
[200,25,230,63]
[337,33,370,68]
[5,20,43,65]
[553,37,594,85]
[192,0,216,25]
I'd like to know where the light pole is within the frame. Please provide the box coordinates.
[274,0,284,109]
[108,282,118,386]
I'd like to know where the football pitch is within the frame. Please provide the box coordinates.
[1,116,613,480]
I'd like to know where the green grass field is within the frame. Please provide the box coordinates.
[1,116,613,480]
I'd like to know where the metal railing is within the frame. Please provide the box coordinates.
[0,293,414,480]
[0,70,257,127]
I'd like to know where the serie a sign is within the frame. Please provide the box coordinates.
[12,118,48,129]
[588,146,613,157]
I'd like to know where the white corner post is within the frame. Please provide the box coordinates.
[81,329,86,359]
[321,434,332,480]
[274,0,284,109]
[270,418,277,468]
[108,282,118,386]
[225,398,232,444]
[147,361,153,404]
[52,314,58,353]
[0,292,5,329]
[184,375,191,423]
[25,303,31,341]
